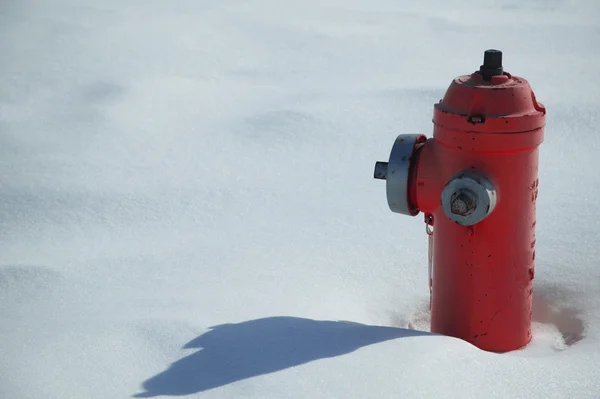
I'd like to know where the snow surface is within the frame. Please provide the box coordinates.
[2,0,600,398]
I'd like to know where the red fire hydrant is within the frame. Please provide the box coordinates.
[374,50,546,352]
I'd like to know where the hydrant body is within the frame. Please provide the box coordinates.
[375,50,546,352]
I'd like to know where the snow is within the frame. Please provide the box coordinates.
[1,0,600,398]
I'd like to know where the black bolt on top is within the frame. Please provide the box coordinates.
[479,49,503,81]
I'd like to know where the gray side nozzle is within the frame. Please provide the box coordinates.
[374,134,425,216]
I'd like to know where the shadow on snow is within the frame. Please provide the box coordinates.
[133,316,431,397]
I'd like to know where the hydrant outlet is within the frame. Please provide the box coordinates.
[441,172,496,226]
[374,134,426,216]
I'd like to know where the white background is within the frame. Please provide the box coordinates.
[2,1,599,398]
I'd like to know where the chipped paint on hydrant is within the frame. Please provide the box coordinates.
[374,50,546,353]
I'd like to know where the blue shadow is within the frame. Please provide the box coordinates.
[134,316,431,397]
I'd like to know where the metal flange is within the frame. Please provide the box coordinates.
[374,134,426,216]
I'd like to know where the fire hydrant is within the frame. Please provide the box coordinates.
[374,50,546,353]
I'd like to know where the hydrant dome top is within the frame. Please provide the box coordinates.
[433,49,546,134]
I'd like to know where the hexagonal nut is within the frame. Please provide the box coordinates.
[450,190,477,216]
[441,172,496,226]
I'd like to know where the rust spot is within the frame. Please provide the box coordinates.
[399,138,405,143]
[529,268,535,280]
[417,181,425,187]
[401,155,407,161]
[532,221,536,228]
[531,239,536,248]
[487,254,492,258]
[532,251,536,261]
[457,145,463,150]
